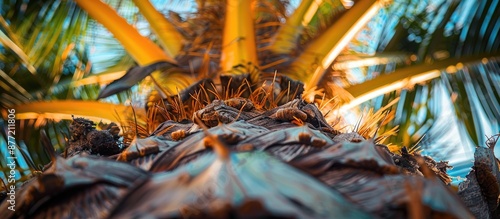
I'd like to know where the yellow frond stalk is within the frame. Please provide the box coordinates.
[221,0,259,81]
[72,71,127,86]
[12,100,147,126]
[342,55,500,110]
[287,0,385,89]
[74,0,175,65]
[269,0,323,54]
[75,0,197,95]
[332,52,409,70]
[132,0,184,57]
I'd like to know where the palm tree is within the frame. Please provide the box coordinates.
[0,0,498,218]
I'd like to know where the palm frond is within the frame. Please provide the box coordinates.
[74,0,175,65]
[287,0,387,91]
[11,101,146,126]
[132,0,184,57]
[349,0,500,172]
[344,54,500,110]
[268,0,322,54]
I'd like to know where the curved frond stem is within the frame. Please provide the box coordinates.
[269,0,322,54]
[332,52,409,70]
[72,71,127,86]
[132,0,185,57]
[287,0,385,89]
[74,0,175,65]
[342,54,500,110]
[12,100,147,126]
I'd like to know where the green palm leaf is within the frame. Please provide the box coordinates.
[356,0,500,181]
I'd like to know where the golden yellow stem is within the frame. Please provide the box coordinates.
[12,100,147,126]
[332,52,409,70]
[74,0,197,95]
[269,0,322,54]
[74,0,175,65]
[221,0,259,81]
[132,0,184,57]
[72,71,127,86]
[342,55,499,110]
[288,0,383,89]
